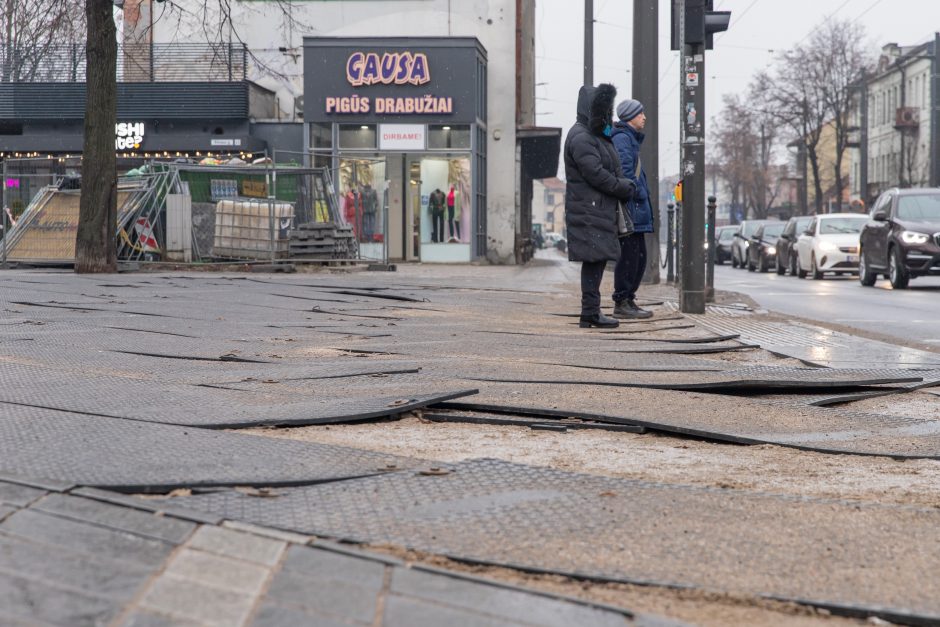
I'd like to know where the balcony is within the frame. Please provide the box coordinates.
[0,44,251,121]
[1,43,247,84]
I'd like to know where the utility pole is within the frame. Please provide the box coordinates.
[931,32,940,187]
[859,74,869,204]
[633,0,660,284]
[672,0,728,313]
[679,0,705,313]
[584,0,593,86]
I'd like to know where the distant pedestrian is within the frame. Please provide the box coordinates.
[611,99,654,319]
[564,83,636,329]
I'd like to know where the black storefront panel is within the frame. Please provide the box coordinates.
[0,82,249,121]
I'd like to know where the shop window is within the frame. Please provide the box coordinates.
[339,157,387,255]
[309,122,332,168]
[418,156,472,258]
[338,124,377,149]
[428,125,471,150]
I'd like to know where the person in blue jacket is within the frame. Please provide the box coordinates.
[610,98,654,319]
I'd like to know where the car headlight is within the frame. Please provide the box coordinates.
[818,241,839,252]
[901,231,930,245]
[766,246,776,255]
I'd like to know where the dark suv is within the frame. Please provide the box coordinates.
[714,225,736,264]
[858,188,940,288]
[775,215,813,275]
[747,222,785,272]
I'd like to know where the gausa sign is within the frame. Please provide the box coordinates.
[115,122,145,150]
[346,51,430,87]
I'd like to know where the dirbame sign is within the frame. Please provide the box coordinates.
[379,124,425,150]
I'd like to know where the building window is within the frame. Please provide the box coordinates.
[428,125,471,150]
[545,211,554,223]
[338,124,377,149]
[309,122,332,168]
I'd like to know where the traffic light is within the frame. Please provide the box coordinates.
[671,0,731,50]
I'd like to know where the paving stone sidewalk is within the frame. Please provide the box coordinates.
[0,474,673,627]
[3,264,940,626]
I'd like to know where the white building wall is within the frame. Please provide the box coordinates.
[140,0,523,262]
[851,51,933,198]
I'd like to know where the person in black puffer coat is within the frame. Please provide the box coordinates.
[564,83,636,328]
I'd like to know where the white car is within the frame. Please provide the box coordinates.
[795,213,869,279]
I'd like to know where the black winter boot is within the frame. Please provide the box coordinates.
[612,300,652,319]
[579,312,620,328]
[628,299,653,316]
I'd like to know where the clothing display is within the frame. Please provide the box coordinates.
[446,185,461,240]
[428,188,447,243]
[361,184,378,242]
[343,190,362,237]
[343,185,384,243]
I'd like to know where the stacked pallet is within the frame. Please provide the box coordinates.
[289,222,358,260]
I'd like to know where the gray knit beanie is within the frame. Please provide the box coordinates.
[616,99,644,122]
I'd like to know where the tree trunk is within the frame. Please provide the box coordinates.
[807,148,824,214]
[75,0,117,273]
[832,160,844,212]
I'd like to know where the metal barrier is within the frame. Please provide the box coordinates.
[0,154,353,267]
[0,42,247,83]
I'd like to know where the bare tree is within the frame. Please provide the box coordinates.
[75,0,117,273]
[711,95,751,220]
[806,18,871,211]
[711,91,782,221]
[73,0,307,272]
[755,54,830,214]
[1,0,85,82]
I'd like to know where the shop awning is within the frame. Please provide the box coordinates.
[517,126,562,180]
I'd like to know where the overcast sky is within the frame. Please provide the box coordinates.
[535,0,939,179]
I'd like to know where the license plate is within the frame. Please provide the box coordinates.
[847,255,858,263]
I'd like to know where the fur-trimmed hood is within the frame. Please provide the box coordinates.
[576,83,617,136]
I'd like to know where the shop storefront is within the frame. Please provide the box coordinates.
[304,37,487,263]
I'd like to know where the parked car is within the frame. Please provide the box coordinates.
[714,226,736,265]
[542,231,567,253]
[747,222,786,272]
[795,213,869,279]
[730,220,768,269]
[775,215,814,275]
[858,188,940,289]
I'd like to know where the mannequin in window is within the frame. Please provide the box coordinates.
[361,183,378,242]
[446,184,461,242]
[428,187,446,243]
[343,188,358,234]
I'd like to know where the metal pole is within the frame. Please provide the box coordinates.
[1,209,7,270]
[634,0,660,284]
[383,183,389,266]
[266,150,275,264]
[859,74,869,203]
[583,0,593,86]
[1,158,7,268]
[930,32,940,187]
[706,196,716,302]
[666,202,675,283]
[679,0,706,314]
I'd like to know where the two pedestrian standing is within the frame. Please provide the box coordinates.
[610,99,654,319]
[563,83,636,329]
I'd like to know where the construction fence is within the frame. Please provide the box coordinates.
[0,155,362,266]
